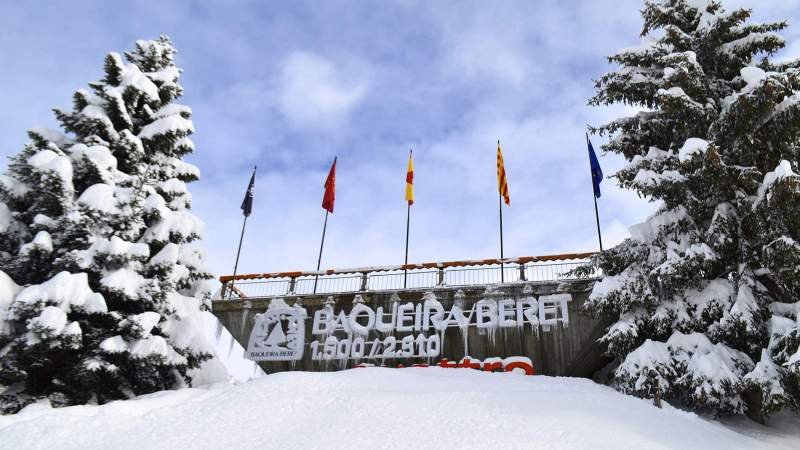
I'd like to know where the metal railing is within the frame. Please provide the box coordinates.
[216,253,600,300]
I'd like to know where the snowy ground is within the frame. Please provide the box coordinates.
[1,368,798,450]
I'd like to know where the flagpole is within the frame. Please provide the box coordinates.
[404,202,411,288]
[586,133,604,252]
[229,216,248,299]
[313,210,329,294]
[229,165,256,299]
[403,149,413,288]
[499,192,505,283]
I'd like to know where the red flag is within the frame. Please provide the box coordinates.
[322,157,336,213]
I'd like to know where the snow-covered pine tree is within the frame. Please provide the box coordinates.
[0,36,214,413]
[587,0,800,420]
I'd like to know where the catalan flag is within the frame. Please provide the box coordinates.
[497,141,510,206]
[405,150,414,206]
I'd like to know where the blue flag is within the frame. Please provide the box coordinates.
[240,168,256,217]
[587,137,603,198]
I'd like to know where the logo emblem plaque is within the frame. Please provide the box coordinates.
[246,300,305,361]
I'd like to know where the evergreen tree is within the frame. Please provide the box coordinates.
[0,36,214,413]
[587,0,800,419]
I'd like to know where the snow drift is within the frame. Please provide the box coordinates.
[1,368,797,449]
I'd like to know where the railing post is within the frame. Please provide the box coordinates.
[437,268,445,286]
[287,276,296,295]
[220,281,228,300]
[360,272,368,291]
[519,263,526,281]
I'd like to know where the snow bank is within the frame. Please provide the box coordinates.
[0,369,796,449]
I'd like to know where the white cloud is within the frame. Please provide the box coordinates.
[444,29,533,85]
[278,51,368,130]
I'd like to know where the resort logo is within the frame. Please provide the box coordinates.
[246,299,305,361]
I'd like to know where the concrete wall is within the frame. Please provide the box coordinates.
[211,280,611,377]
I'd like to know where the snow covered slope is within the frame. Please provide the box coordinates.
[1,368,797,449]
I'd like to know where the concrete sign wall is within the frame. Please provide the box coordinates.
[212,281,610,377]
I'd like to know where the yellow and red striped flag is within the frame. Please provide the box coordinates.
[497,141,510,206]
[405,150,414,205]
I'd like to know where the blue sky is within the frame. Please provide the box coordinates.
[1,0,799,278]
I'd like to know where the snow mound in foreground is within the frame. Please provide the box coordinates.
[1,368,797,449]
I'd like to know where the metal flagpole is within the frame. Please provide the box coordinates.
[404,202,411,288]
[593,194,603,252]
[313,210,329,294]
[228,216,248,299]
[586,133,604,252]
[499,192,505,283]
